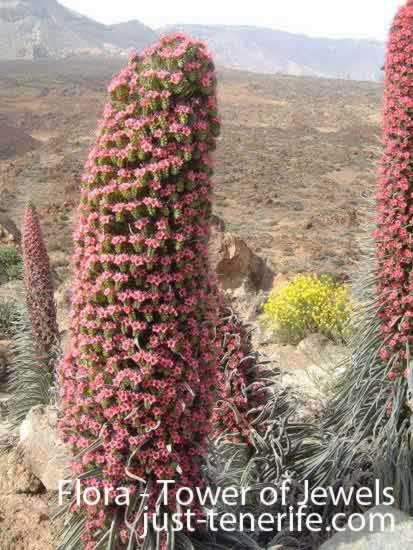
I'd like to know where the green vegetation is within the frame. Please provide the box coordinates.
[263,274,351,343]
[0,297,18,339]
[0,245,22,283]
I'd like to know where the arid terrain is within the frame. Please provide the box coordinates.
[0,57,383,548]
[0,57,382,284]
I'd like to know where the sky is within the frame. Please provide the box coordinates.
[59,0,406,41]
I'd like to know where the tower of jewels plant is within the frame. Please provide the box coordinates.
[294,0,413,515]
[57,33,225,549]
[22,203,59,359]
[376,0,413,379]
[209,302,324,549]
[212,305,276,450]
[5,204,59,431]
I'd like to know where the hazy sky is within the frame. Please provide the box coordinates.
[59,0,406,41]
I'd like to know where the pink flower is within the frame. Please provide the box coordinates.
[58,32,221,548]
[22,204,59,357]
[376,3,413,369]
[170,72,184,85]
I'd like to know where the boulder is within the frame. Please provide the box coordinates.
[0,214,20,245]
[209,217,273,292]
[254,333,348,421]
[320,505,413,549]
[19,405,71,492]
[6,450,43,495]
[297,333,331,356]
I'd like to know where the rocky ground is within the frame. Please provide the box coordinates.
[0,56,383,548]
[0,58,382,283]
[0,448,59,550]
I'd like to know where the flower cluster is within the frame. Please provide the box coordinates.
[212,305,265,447]
[263,274,350,344]
[22,203,59,358]
[376,1,413,377]
[58,33,221,548]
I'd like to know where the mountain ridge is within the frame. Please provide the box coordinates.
[0,0,156,59]
[0,1,385,81]
[158,24,385,81]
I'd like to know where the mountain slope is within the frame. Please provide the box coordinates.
[0,2,385,81]
[0,0,156,59]
[159,24,385,81]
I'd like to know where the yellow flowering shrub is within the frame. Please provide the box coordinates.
[263,274,351,344]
